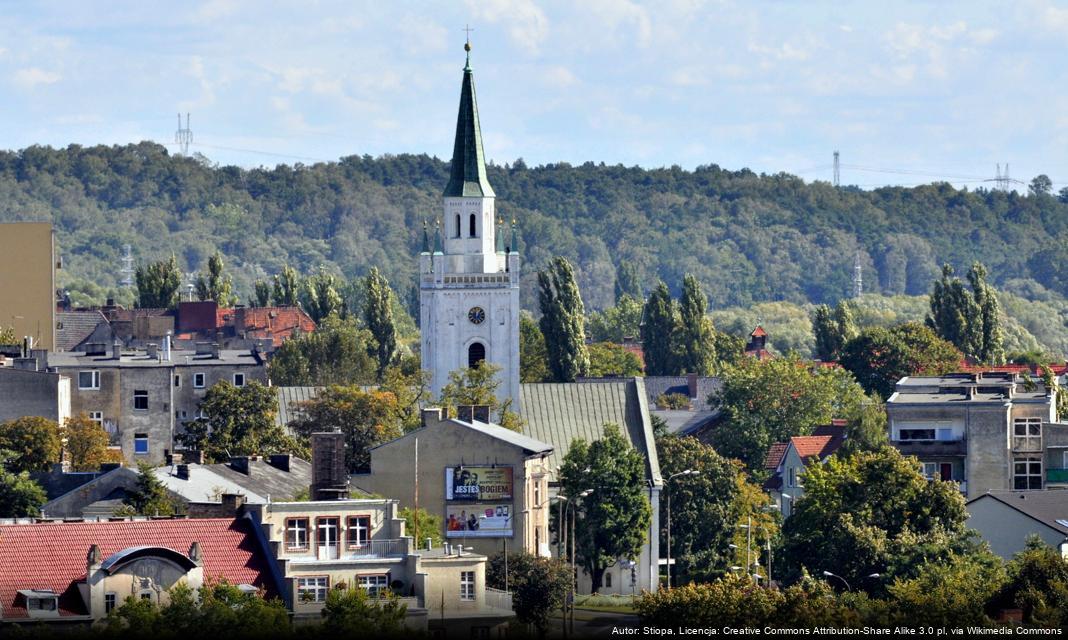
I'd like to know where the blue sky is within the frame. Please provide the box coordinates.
[1,0,1067,189]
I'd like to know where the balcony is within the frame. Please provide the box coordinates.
[892,439,967,457]
[289,539,410,564]
[1047,469,1068,485]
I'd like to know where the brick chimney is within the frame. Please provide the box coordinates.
[311,431,348,501]
[686,373,698,399]
[230,456,251,476]
[268,454,291,472]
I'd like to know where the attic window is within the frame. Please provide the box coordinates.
[19,590,59,617]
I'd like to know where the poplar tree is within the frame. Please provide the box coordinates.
[676,274,716,375]
[969,262,1005,365]
[537,257,589,382]
[926,262,1004,364]
[813,300,857,362]
[363,267,398,379]
[272,265,301,307]
[614,261,643,303]
[251,280,272,307]
[641,281,680,376]
[302,268,343,323]
[135,255,182,309]
[194,251,236,306]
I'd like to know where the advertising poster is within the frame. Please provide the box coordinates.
[445,504,512,538]
[445,466,513,502]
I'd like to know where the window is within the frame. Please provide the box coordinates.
[460,571,475,601]
[88,411,103,427]
[134,433,149,455]
[78,371,100,390]
[193,373,206,389]
[534,481,541,507]
[1013,457,1043,490]
[317,517,340,560]
[297,577,328,603]
[140,592,153,601]
[1014,417,1042,450]
[174,374,181,388]
[455,214,461,238]
[605,572,612,588]
[788,467,796,487]
[922,462,939,480]
[286,518,310,550]
[27,597,57,611]
[469,213,477,237]
[133,390,148,411]
[358,574,389,597]
[348,515,371,549]
[233,373,245,387]
[104,593,117,614]
[468,342,486,369]
[898,428,936,441]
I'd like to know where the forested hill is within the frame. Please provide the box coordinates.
[4,142,1068,320]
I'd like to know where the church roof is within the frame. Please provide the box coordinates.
[443,47,495,198]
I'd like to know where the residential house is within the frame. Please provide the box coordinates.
[641,374,722,435]
[967,491,1068,559]
[356,407,554,562]
[0,363,70,424]
[0,517,279,625]
[47,342,268,463]
[55,310,113,353]
[764,422,847,517]
[887,372,1056,497]
[520,378,662,595]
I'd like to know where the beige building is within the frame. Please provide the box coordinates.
[247,498,513,636]
[356,407,554,561]
[0,222,56,351]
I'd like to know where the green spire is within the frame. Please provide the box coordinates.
[433,219,444,254]
[443,42,495,198]
[421,219,430,254]
[509,218,518,254]
[495,216,506,253]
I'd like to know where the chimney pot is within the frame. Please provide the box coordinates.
[230,456,251,476]
[268,454,291,472]
[176,464,190,480]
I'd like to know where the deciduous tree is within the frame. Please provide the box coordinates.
[439,362,523,431]
[180,381,301,462]
[813,301,857,362]
[520,312,550,383]
[641,281,680,376]
[269,316,378,386]
[363,267,398,379]
[586,342,643,377]
[290,386,404,473]
[676,274,717,375]
[0,461,46,517]
[489,552,571,639]
[615,261,643,303]
[0,416,62,473]
[838,322,961,399]
[194,251,236,306]
[537,257,589,382]
[135,255,182,309]
[64,414,122,471]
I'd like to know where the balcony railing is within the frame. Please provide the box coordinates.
[485,587,513,611]
[1047,468,1068,484]
[348,539,410,558]
[892,439,967,457]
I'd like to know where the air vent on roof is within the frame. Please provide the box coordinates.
[1057,519,1068,528]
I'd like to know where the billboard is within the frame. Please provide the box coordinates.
[445,466,513,502]
[445,504,513,538]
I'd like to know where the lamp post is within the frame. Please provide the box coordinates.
[666,469,700,588]
[822,570,851,592]
[737,517,753,584]
[481,513,513,593]
[567,489,592,635]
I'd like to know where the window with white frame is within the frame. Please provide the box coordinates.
[104,592,117,614]
[193,373,206,388]
[88,411,104,427]
[1013,457,1043,490]
[460,571,475,601]
[358,574,389,597]
[233,373,245,387]
[133,390,148,411]
[347,515,371,549]
[286,518,310,550]
[78,371,100,390]
[297,577,328,603]
[1013,417,1042,449]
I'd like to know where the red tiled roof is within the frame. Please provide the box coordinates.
[764,442,789,471]
[750,326,767,337]
[234,307,316,347]
[790,435,835,460]
[958,363,1068,376]
[0,518,273,620]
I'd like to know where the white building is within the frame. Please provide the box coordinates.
[419,43,521,410]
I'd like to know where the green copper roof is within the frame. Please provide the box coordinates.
[495,216,506,253]
[443,51,495,198]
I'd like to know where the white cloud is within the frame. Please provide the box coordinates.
[542,65,578,88]
[465,0,549,55]
[12,67,61,88]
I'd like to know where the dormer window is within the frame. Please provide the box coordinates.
[19,590,59,617]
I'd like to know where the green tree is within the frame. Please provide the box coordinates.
[586,342,643,377]
[838,322,962,399]
[289,386,404,473]
[537,257,589,382]
[887,552,1005,627]
[488,552,571,639]
[641,281,680,376]
[615,260,643,303]
[1039,365,1068,421]
[180,381,301,462]
[439,362,523,431]
[0,460,46,517]
[559,423,652,590]
[272,264,301,307]
[321,584,407,636]
[813,301,857,362]
[268,315,378,386]
[839,396,890,456]
[780,447,970,592]
[656,435,740,583]
[302,267,344,323]
[251,280,272,307]
[363,267,398,379]
[1030,174,1053,196]
[587,294,644,343]
[64,413,122,471]
[675,274,717,375]
[194,251,236,306]
[0,416,62,473]
[117,461,180,516]
[520,312,551,383]
[0,325,15,345]
[989,536,1068,627]
[969,262,1005,364]
[401,506,444,548]
[926,262,1003,364]
[135,255,182,309]
[106,580,291,636]
[709,355,867,471]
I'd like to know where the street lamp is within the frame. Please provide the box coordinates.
[567,488,592,635]
[822,570,851,592]
[666,469,700,588]
[481,513,513,593]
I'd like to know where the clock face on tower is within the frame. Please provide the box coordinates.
[467,306,486,325]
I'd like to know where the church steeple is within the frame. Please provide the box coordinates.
[443,41,495,198]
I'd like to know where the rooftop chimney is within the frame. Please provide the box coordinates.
[211,343,220,359]
[176,464,190,480]
[230,456,251,476]
[163,334,172,362]
[111,339,122,360]
[268,454,291,472]
[147,343,158,358]
[687,373,698,399]
[311,431,349,501]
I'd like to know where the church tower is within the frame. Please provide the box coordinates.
[420,41,521,413]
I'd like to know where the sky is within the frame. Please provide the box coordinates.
[1,0,1067,189]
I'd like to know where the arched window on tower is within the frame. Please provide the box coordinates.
[468,342,486,369]
[469,213,477,237]
[455,214,461,238]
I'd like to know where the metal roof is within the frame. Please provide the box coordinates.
[274,386,324,429]
[442,49,494,198]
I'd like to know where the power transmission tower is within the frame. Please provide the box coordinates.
[120,244,135,287]
[995,163,1011,191]
[175,113,193,155]
[852,252,863,298]
[833,150,840,187]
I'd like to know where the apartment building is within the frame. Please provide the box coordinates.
[887,372,1059,497]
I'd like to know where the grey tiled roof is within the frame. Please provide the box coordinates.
[641,376,722,412]
[206,457,315,501]
[154,465,267,503]
[55,310,108,352]
[520,379,662,485]
[968,491,1068,534]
